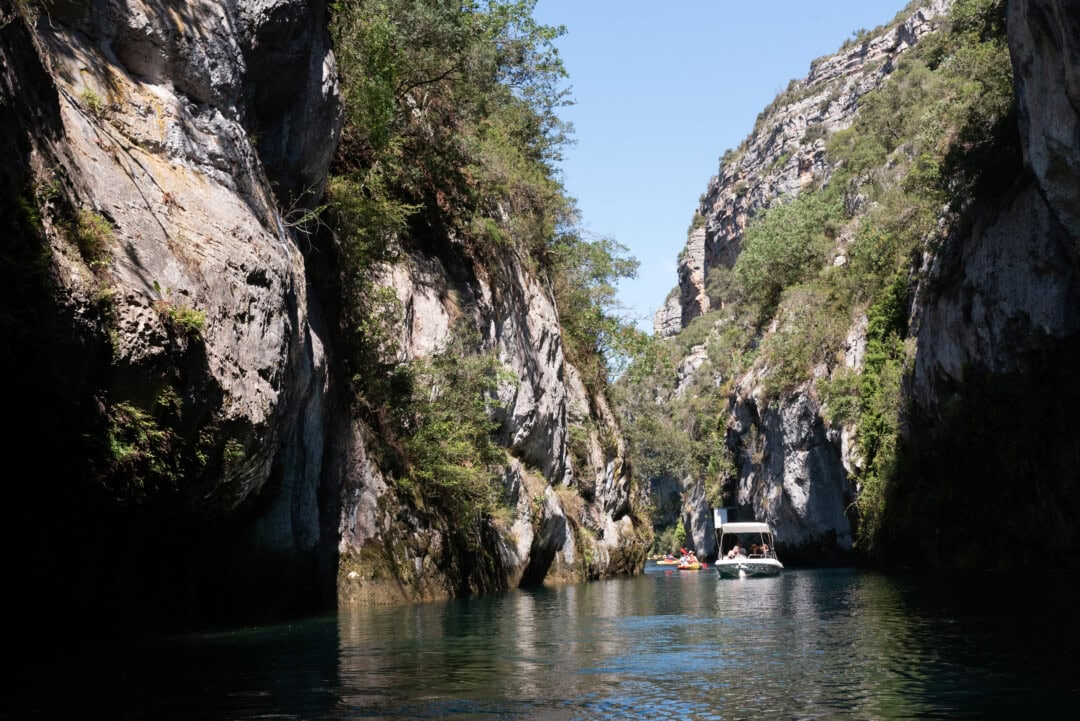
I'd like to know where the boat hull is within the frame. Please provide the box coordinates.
[715,558,783,579]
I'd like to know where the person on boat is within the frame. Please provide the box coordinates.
[761,543,769,556]
[750,543,760,555]
[726,544,742,559]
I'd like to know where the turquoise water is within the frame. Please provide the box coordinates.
[12,567,1080,719]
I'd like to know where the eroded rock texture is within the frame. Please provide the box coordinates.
[1,0,646,633]
[655,0,948,335]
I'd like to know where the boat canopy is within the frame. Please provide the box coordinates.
[718,522,773,534]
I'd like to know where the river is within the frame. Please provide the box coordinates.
[11,566,1079,719]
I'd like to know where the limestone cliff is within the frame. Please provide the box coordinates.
[638,1,949,562]
[0,0,646,633]
[642,0,1080,567]
[889,0,1080,566]
[656,0,949,337]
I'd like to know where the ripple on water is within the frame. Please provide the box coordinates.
[13,568,1080,720]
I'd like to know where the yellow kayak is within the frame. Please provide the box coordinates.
[655,559,679,566]
[677,562,703,571]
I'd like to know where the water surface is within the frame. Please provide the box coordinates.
[14,567,1080,719]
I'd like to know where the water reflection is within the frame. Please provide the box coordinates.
[330,567,1080,720]
[14,568,1079,719]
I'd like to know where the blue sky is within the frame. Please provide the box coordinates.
[532,1,909,332]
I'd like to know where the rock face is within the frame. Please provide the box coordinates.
[651,0,1080,567]
[1,0,645,632]
[912,184,1080,406]
[336,246,648,604]
[3,0,343,628]
[888,0,1080,566]
[726,382,854,561]
[655,0,948,336]
[1007,0,1080,241]
[913,0,1080,430]
[647,3,948,561]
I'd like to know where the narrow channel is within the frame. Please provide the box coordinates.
[15,568,1078,720]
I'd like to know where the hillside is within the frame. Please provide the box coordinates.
[623,0,1080,567]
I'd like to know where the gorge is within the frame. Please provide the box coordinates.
[623,0,1080,570]
[1,0,1078,644]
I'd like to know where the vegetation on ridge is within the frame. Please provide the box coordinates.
[617,0,1017,557]
[324,0,646,579]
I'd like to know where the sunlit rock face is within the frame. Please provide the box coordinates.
[4,0,646,628]
[727,384,854,561]
[656,1,948,336]
[337,246,648,604]
[659,0,1080,567]
[650,3,948,563]
[32,0,340,527]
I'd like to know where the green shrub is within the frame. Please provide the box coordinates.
[79,87,107,119]
[402,324,511,543]
[676,310,720,352]
[687,210,706,236]
[223,438,246,466]
[816,366,860,426]
[152,284,206,341]
[853,274,910,548]
[673,517,686,549]
[549,232,640,393]
[166,305,205,339]
[760,282,849,398]
[73,209,113,269]
[106,401,182,499]
[801,123,827,145]
[734,189,843,322]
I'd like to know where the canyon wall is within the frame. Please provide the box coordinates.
[642,0,1080,566]
[0,0,646,634]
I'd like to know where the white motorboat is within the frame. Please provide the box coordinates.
[714,521,783,579]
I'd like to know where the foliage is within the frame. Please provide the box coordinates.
[801,123,827,146]
[401,324,510,547]
[329,0,570,239]
[152,282,206,341]
[163,303,205,340]
[327,0,639,428]
[616,0,1018,554]
[73,209,113,270]
[673,517,686,549]
[852,273,909,548]
[759,282,848,398]
[687,210,705,236]
[549,231,641,389]
[817,366,860,426]
[624,406,689,486]
[100,389,248,509]
[105,397,187,501]
[676,310,720,353]
[222,438,246,466]
[79,87,107,119]
[733,189,843,322]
